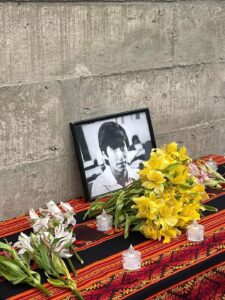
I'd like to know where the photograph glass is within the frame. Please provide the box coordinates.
[70,108,156,201]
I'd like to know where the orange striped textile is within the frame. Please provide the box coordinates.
[0,155,224,300]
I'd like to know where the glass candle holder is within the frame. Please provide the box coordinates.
[96,210,113,231]
[206,158,218,171]
[122,245,141,271]
[187,220,204,242]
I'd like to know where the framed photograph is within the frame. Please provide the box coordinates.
[70,108,156,201]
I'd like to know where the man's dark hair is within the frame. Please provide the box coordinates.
[132,134,141,145]
[98,121,129,155]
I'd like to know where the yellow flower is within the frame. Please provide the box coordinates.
[160,227,181,243]
[177,203,201,227]
[157,205,178,227]
[162,142,191,163]
[140,220,161,241]
[142,152,169,171]
[162,188,176,201]
[133,142,210,243]
[142,170,166,194]
[168,165,189,185]
[179,146,191,161]
[163,142,178,155]
[132,194,158,220]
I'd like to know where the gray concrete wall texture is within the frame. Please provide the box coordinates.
[0,1,225,220]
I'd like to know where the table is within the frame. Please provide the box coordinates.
[0,155,225,300]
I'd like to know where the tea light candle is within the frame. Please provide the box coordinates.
[122,244,141,271]
[206,158,218,171]
[96,209,113,231]
[187,220,204,242]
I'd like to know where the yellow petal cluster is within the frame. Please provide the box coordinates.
[134,142,208,243]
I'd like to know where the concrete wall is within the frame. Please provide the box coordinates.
[0,1,225,220]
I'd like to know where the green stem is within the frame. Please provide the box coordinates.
[59,277,83,299]
[35,283,51,297]
[203,205,218,212]
[72,247,84,264]
[67,258,77,276]
[71,287,84,300]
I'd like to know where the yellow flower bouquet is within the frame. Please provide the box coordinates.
[86,142,217,243]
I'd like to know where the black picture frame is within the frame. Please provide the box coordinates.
[70,108,156,201]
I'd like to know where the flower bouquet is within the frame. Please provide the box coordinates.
[86,142,221,243]
[0,200,84,299]
[29,200,83,264]
[189,160,225,189]
[14,231,83,299]
[0,241,51,297]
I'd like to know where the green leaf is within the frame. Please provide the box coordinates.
[38,242,53,274]
[116,191,125,207]
[47,277,66,287]
[126,188,143,195]
[118,214,125,223]
[114,210,124,228]
[124,214,137,239]
[164,162,181,171]
[124,213,130,239]
[0,257,26,285]
[132,221,145,232]
[51,252,66,275]
[29,269,41,283]
[22,251,31,267]
[105,206,116,213]
[0,241,12,252]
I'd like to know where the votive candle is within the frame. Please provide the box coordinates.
[96,209,113,231]
[187,220,204,242]
[122,245,141,271]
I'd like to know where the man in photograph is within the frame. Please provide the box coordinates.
[91,121,139,197]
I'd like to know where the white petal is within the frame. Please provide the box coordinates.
[65,215,76,226]
[29,208,39,220]
[46,200,62,214]
[32,223,41,233]
[54,224,67,239]
[60,202,74,213]
[54,234,73,251]
[58,248,72,258]
[52,212,64,222]
[18,248,26,255]
[41,216,50,227]
[32,215,50,233]
[17,232,34,252]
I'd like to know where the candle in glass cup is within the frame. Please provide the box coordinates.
[122,245,141,271]
[187,220,204,242]
[96,209,113,231]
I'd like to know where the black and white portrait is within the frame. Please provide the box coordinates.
[70,109,156,201]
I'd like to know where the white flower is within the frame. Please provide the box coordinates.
[53,225,75,258]
[65,214,76,226]
[40,200,64,223]
[54,224,68,239]
[54,224,75,243]
[14,232,34,255]
[60,202,76,226]
[46,200,62,214]
[39,231,54,248]
[29,208,39,220]
[32,215,50,233]
[60,202,74,213]
[57,248,72,258]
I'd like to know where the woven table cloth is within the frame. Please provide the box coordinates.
[0,155,225,300]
